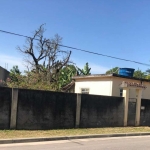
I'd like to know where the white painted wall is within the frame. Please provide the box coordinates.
[75,77,112,96]
[140,81,150,99]
[74,76,150,99]
[112,77,150,99]
[112,77,137,97]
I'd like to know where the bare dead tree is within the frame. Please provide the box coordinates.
[18,25,71,86]
[18,25,49,71]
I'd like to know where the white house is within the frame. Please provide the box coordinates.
[72,73,150,99]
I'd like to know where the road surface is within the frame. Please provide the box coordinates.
[0,136,150,150]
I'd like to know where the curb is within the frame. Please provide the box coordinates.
[0,132,150,144]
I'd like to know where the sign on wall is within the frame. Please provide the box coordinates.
[120,81,147,89]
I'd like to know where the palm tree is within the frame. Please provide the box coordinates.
[77,63,91,75]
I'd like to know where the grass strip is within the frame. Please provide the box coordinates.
[0,127,150,139]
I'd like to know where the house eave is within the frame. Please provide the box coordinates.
[72,73,150,83]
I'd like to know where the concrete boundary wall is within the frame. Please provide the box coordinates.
[0,87,125,129]
[0,87,11,129]
[80,94,124,128]
[16,89,77,129]
[140,99,150,126]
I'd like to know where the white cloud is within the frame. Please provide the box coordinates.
[0,54,25,72]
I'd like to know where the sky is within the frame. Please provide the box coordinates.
[1,0,150,74]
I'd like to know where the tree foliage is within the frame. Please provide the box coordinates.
[58,65,76,88]
[6,26,93,90]
[7,71,55,90]
[9,66,21,82]
[7,25,72,91]
[7,62,92,90]
[77,63,91,75]
[106,67,119,74]
[133,69,146,79]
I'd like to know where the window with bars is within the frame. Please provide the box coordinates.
[120,89,123,97]
[81,88,89,94]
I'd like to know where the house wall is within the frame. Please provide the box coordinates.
[75,77,113,96]
[75,76,150,99]
[0,66,9,81]
[112,77,138,98]
[112,77,150,99]
[141,81,150,99]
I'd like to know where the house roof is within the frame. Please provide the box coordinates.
[61,81,75,92]
[0,66,9,73]
[72,73,150,83]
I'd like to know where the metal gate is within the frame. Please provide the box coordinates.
[127,98,136,126]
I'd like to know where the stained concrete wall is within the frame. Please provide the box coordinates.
[80,94,124,128]
[140,99,150,126]
[0,87,11,129]
[127,101,136,126]
[16,89,77,129]
[0,87,126,129]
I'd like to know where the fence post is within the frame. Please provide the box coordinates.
[135,89,142,126]
[123,88,129,126]
[75,94,81,128]
[10,88,18,129]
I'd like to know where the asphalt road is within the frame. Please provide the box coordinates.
[1,136,150,150]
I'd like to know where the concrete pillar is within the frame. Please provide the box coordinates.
[75,94,81,128]
[135,89,142,126]
[123,88,129,126]
[10,88,18,129]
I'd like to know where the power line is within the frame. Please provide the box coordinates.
[0,29,30,39]
[0,29,150,67]
[58,44,150,66]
